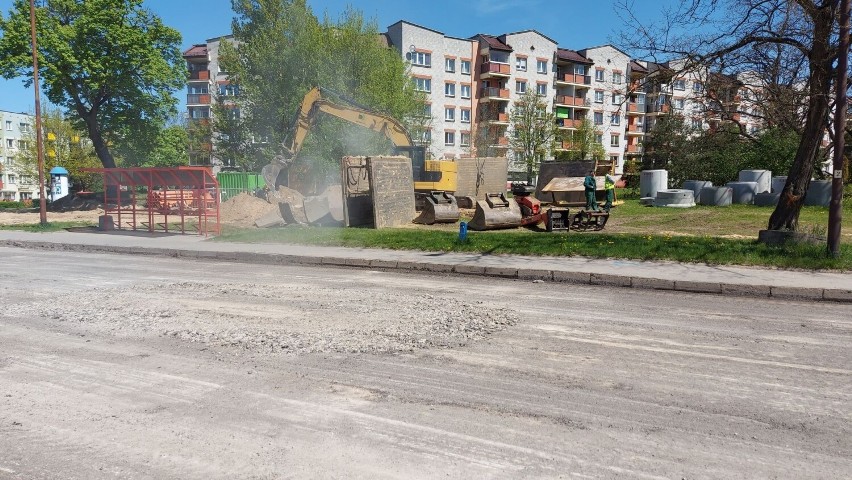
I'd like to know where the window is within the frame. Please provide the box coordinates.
[674,98,685,110]
[460,84,471,99]
[5,121,11,131]
[411,51,431,67]
[515,80,527,94]
[536,83,547,96]
[692,118,702,129]
[19,123,30,133]
[422,103,432,118]
[444,131,455,145]
[445,82,456,97]
[610,135,620,147]
[536,59,548,74]
[612,72,623,84]
[445,107,455,122]
[673,79,686,90]
[611,113,621,126]
[594,91,604,103]
[413,77,431,92]
[594,112,604,125]
[574,64,587,75]
[612,92,623,104]
[595,69,605,82]
[5,139,13,148]
[594,134,603,144]
[227,108,240,120]
[610,155,620,167]
[445,57,456,73]
[7,174,16,184]
[17,140,28,149]
[460,132,471,147]
[20,175,31,185]
[461,60,471,75]
[516,56,527,72]
[693,81,704,93]
[189,84,208,94]
[460,109,471,123]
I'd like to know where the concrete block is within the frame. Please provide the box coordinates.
[721,283,771,297]
[484,266,518,278]
[823,289,852,302]
[590,273,632,287]
[418,263,455,273]
[770,286,824,300]
[632,277,675,290]
[518,269,553,281]
[674,281,723,294]
[321,257,349,266]
[344,258,372,267]
[98,215,114,230]
[395,261,420,270]
[454,264,486,275]
[552,271,592,284]
[294,256,322,265]
[369,259,398,269]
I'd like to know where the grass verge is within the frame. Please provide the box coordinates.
[0,221,96,232]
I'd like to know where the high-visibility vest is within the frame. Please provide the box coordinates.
[605,176,615,190]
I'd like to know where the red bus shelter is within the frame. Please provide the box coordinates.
[84,167,220,236]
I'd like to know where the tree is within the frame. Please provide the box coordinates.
[641,115,692,171]
[220,1,424,181]
[15,108,101,192]
[617,0,851,231]
[509,89,559,183]
[559,119,606,162]
[0,0,186,169]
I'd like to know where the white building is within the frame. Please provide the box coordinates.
[0,110,39,202]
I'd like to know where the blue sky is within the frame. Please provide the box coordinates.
[0,0,664,115]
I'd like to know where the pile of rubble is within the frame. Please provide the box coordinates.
[219,185,343,228]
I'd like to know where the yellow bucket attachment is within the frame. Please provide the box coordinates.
[468,193,522,231]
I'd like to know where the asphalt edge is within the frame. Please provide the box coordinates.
[3,239,850,303]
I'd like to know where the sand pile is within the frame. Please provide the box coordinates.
[219,193,278,227]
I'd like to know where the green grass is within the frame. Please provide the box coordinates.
[0,221,96,232]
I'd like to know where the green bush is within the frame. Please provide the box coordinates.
[0,200,32,209]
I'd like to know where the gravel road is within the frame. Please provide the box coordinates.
[0,247,850,479]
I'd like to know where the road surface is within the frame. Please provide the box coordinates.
[0,247,849,479]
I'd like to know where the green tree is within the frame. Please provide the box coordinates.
[15,108,101,192]
[0,0,186,169]
[640,114,691,171]
[509,89,559,183]
[221,1,424,181]
[559,119,606,162]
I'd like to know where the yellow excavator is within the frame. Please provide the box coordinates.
[261,87,459,223]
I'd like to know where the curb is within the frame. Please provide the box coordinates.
[2,239,850,303]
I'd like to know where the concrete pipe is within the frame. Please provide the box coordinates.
[738,170,771,193]
[640,169,668,198]
[771,176,787,194]
[726,181,759,205]
[699,186,733,206]
[754,192,780,207]
[682,180,712,202]
[654,189,696,208]
[804,179,832,207]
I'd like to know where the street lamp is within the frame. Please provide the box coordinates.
[29,0,47,225]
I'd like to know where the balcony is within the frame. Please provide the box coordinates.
[480,87,510,102]
[626,123,645,135]
[187,93,211,105]
[626,103,646,115]
[480,62,511,78]
[487,113,509,124]
[555,141,578,151]
[189,70,210,81]
[647,104,671,115]
[625,144,642,154]
[554,95,591,108]
[492,136,509,148]
[555,73,591,87]
[556,118,581,129]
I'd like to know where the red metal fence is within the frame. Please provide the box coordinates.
[83,167,220,236]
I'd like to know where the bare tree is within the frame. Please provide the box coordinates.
[617,0,850,231]
[508,89,559,183]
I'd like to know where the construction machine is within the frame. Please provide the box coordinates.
[261,87,459,223]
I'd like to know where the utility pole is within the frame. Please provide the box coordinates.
[29,0,47,226]
[828,0,850,257]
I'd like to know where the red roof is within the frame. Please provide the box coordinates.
[476,34,513,52]
[182,44,208,58]
[556,48,592,65]
[629,60,648,74]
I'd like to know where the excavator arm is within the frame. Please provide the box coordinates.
[262,87,456,195]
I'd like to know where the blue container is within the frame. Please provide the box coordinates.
[458,221,468,242]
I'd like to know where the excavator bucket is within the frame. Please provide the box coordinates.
[468,193,523,231]
[261,164,285,193]
[414,192,460,224]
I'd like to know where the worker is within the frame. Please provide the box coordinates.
[583,171,598,211]
[603,173,616,212]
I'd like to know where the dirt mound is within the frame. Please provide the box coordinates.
[219,193,278,227]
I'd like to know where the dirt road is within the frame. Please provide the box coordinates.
[0,247,850,479]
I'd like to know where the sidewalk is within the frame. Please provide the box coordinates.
[0,229,850,303]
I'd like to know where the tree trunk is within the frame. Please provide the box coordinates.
[767,7,834,231]
[80,110,117,169]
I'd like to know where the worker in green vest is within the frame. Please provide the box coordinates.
[603,174,616,212]
[583,171,598,211]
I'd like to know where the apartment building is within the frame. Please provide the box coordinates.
[0,110,39,202]
[183,35,235,167]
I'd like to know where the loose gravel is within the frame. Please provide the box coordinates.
[18,281,519,354]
